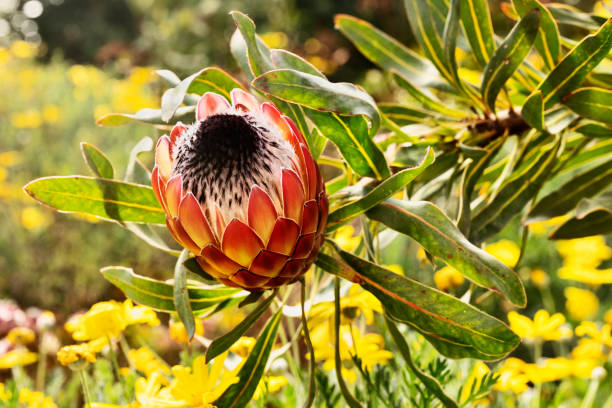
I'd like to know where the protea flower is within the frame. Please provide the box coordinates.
[152,89,328,291]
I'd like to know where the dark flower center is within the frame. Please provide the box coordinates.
[172,114,282,211]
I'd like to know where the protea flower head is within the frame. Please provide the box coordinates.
[152,89,328,291]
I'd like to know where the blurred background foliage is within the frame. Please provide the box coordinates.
[0,0,608,317]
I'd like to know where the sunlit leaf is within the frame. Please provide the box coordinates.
[460,0,496,66]
[521,90,544,130]
[563,87,612,125]
[174,250,195,339]
[367,199,526,306]
[513,0,561,68]
[481,10,541,111]
[96,106,194,127]
[550,195,612,239]
[214,309,282,408]
[24,176,166,224]
[80,143,114,179]
[101,266,241,312]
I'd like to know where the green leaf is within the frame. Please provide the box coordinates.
[573,121,612,138]
[252,68,381,133]
[385,317,459,408]
[327,148,434,230]
[307,109,389,180]
[334,14,441,88]
[459,0,496,66]
[183,257,215,281]
[124,137,153,183]
[470,137,560,243]
[513,0,561,69]
[214,309,282,408]
[391,72,466,119]
[550,196,612,239]
[366,199,526,306]
[548,4,604,31]
[526,159,612,223]
[379,104,439,126]
[403,0,453,83]
[534,18,612,109]
[174,250,195,339]
[155,69,181,86]
[457,138,505,235]
[96,106,194,127]
[521,90,544,130]
[24,176,166,224]
[231,11,274,77]
[270,49,325,78]
[332,247,520,359]
[80,143,114,179]
[206,289,277,363]
[563,87,612,125]
[481,9,541,112]
[161,67,243,121]
[101,266,242,312]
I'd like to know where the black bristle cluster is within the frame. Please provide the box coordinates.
[173,114,279,207]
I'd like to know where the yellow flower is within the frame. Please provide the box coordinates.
[57,337,108,366]
[604,309,612,325]
[0,151,21,167]
[523,357,600,382]
[11,110,42,129]
[21,206,52,230]
[42,105,61,123]
[6,327,35,345]
[557,236,611,269]
[87,403,140,408]
[164,354,240,407]
[334,225,361,252]
[571,339,605,361]
[495,358,529,394]
[253,375,288,400]
[459,361,492,404]
[433,266,465,291]
[10,41,37,59]
[0,349,38,369]
[528,216,568,235]
[260,31,289,49]
[575,322,612,350]
[384,264,404,276]
[565,287,599,321]
[169,319,204,344]
[0,382,12,402]
[484,240,520,267]
[308,284,382,329]
[558,265,612,285]
[507,310,570,341]
[129,347,170,378]
[229,337,256,358]
[135,371,182,408]
[19,388,57,408]
[66,300,159,341]
[529,268,549,288]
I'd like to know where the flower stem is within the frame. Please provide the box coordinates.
[532,340,543,408]
[79,369,92,406]
[35,339,47,391]
[581,378,601,408]
[107,336,128,402]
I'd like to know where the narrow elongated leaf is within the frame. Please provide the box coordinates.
[563,87,612,125]
[334,14,441,88]
[367,199,525,306]
[548,4,604,31]
[124,137,153,183]
[471,137,560,243]
[96,106,194,127]
[307,109,389,180]
[521,90,544,130]
[80,143,114,179]
[481,10,541,111]
[270,49,324,78]
[460,0,496,66]
[214,310,282,408]
[24,176,165,224]
[174,250,195,339]
[155,69,181,86]
[385,317,459,408]
[550,196,612,239]
[513,0,561,68]
[333,248,520,359]
[443,0,469,96]
[573,121,612,138]
[327,148,434,230]
[457,138,505,235]
[231,11,274,76]
[206,289,277,363]
[403,0,453,83]
[535,18,612,109]
[252,68,380,133]
[392,72,466,119]
[101,267,241,312]
[379,104,439,126]
[527,159,612,223]
[161,67,243,121]
[562,139,612,173]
